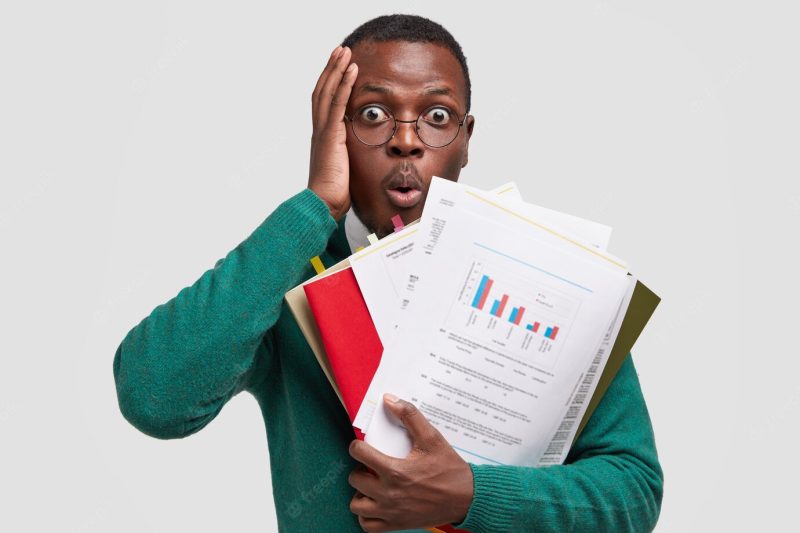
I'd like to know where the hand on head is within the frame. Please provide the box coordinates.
[308,45,358,221]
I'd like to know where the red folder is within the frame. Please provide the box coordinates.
[303,267,382,435]
[303,267,468,533]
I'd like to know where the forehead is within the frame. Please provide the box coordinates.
[349,40,466,108]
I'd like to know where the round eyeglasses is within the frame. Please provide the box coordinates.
[344,104,468,148]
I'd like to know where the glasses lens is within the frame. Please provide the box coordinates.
[352,105,395,145]
[417,107,461,147]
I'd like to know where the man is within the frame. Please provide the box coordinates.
[114,14,663,532]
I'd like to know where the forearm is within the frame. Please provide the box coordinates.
[113,188,336,439]
[452,355,663,533]
[456,454,661,532]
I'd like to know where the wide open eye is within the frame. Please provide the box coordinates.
[358,105,391,123]
[421,107,452,126]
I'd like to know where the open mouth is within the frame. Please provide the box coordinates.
[385,183,423,209]
[384,169,424,209]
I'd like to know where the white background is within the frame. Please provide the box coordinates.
[1,1,798,531]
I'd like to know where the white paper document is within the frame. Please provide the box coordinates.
[539,272,636,463]
[349,182,521,344]
[352,178,623,434]
[359,180,631,466]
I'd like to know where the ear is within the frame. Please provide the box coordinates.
[461,115,475,168]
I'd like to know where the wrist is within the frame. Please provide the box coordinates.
[448,460,475,524]
[307,186,343,221]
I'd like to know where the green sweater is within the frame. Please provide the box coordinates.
[113,188,663,532]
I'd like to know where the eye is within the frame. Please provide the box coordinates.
[422,107,452,125]
[358,105,391,123]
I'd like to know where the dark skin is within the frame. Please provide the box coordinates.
[307,41,476,531]
[309,40,475,236]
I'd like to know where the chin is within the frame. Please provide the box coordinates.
[408,204,425,223]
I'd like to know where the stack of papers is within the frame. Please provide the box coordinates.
[285,178,659,468]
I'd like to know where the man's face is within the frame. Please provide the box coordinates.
[345,40,475,237]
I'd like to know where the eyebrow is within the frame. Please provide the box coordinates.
[357,84,455,97]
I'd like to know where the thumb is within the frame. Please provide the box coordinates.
[383,393,441,451]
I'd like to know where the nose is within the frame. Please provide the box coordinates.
[386,119,425,157]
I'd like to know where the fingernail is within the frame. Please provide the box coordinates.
[384,393,399,403]
[333,46,342,58]
[346,63,356,72]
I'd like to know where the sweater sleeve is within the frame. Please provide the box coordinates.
[112,188,337,439]
[451,353,663,533]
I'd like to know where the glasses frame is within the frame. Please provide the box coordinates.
[344,103,469,148]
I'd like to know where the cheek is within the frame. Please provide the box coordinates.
[444,153,464,177]
[424,149,466,185]
[347,143,372,192]
[346,144,387,214]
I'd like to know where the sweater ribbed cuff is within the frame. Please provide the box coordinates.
[263,188,337,253]
[451,464,523,532]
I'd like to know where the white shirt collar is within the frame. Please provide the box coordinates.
[343,207,372,254]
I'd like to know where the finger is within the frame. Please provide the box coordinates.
[327,62,358,126]
[316,46,352,127]
[317,46,352,124]
[312,46,343,126]
[312,45,343,102]
[349,438,397,477]
[347,466,382,500]
[383,394,442,451]
[358,514,389,533]
[349,491,383,519]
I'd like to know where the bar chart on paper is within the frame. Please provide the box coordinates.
[446,252,580,369]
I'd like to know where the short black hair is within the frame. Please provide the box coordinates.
[341,14,471,113]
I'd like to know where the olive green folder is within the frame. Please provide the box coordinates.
[572,278,661,443]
